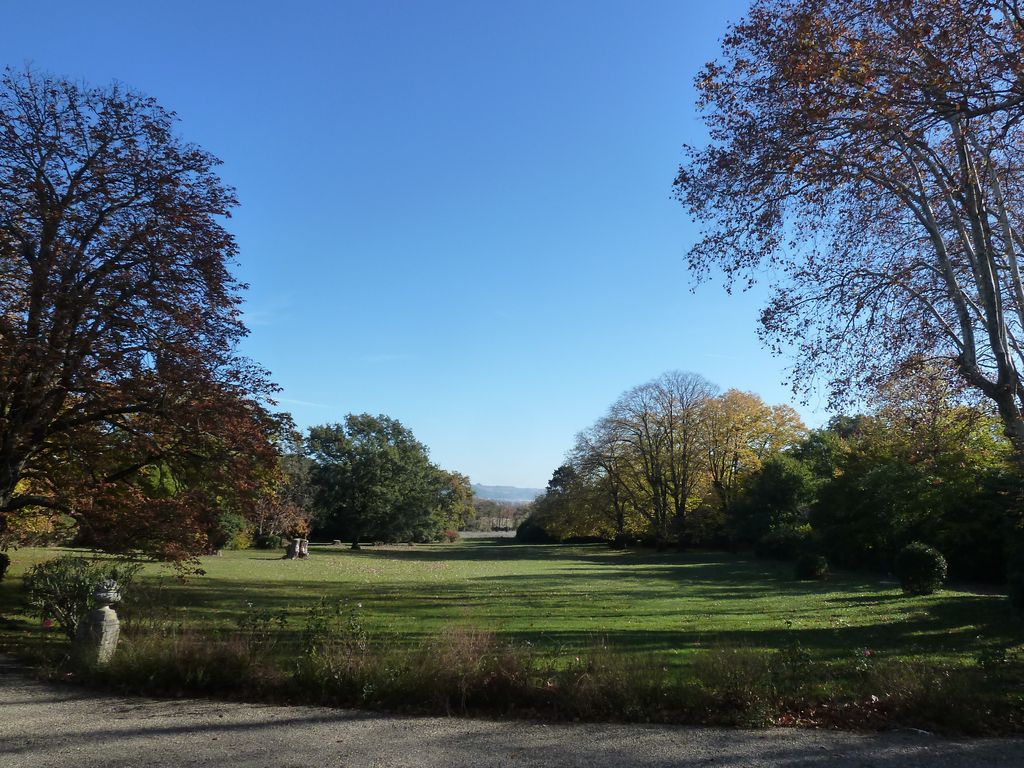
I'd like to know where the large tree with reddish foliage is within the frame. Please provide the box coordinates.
[0,69,280,560]
[676,0,1024,458]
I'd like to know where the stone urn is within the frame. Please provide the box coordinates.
[93,579,122,606]
[74,579,122,667]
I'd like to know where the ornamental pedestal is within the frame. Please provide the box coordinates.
[74,580,121,666]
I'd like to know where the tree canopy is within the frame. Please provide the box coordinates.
[675,0,1024,458]
[0,69,280,560]
[308,414,471,546]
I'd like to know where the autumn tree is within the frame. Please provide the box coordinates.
[702,390,806,515]
[526,464,593,541]
[571,419,636,538]
[472,498,530,531]
[563,372,718,544]
[655,371,718,537]
[676,0,1024,459]
[434,469,476,531]
[251,452,316,548]
[0,69,281,559]
[603,383,670,540]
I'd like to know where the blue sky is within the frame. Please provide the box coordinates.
[7,1,828,487]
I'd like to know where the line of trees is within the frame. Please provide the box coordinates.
[521,371,806,547]
[736,367,1017,582]
[150,414,476,552]
[465,499,531,532]
[524,366,1020,584]
[2,404,478,555]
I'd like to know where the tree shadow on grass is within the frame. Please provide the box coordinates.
[312,540,604,564]
[311,542,890,599]
[128,557,1020,662]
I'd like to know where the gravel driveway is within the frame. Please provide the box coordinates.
[2,662,1022,767]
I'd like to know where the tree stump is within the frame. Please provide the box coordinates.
[285,538,309,559]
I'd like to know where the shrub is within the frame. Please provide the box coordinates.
[731,455,814,545]
[515,517,556,544]
[300,597,368,660]
[770,638,814,697]
[411,626,503,713]
[23,556,141,639]
[894,542,947,595]
[211,512,250,550]
[753,524,811,560]
[442,529,459,543]
[856,658,988,734]
[685,504,727,548]
[562,535,607,545]
[609,533,631,550]
[253,533,285,550]
[0,552,10,582]
[794,553,829,580]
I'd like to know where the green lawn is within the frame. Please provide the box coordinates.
[2,537,1019,667]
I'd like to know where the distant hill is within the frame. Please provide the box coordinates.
[472,484,543,503]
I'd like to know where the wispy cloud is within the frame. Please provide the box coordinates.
[241,309,277,327]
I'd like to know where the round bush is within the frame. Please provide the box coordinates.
[894,542,947,595]
[794,553,828,581]
[0,552,10,582]
[514,517,556,544]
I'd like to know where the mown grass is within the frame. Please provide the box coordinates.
[1,538,1023,732]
